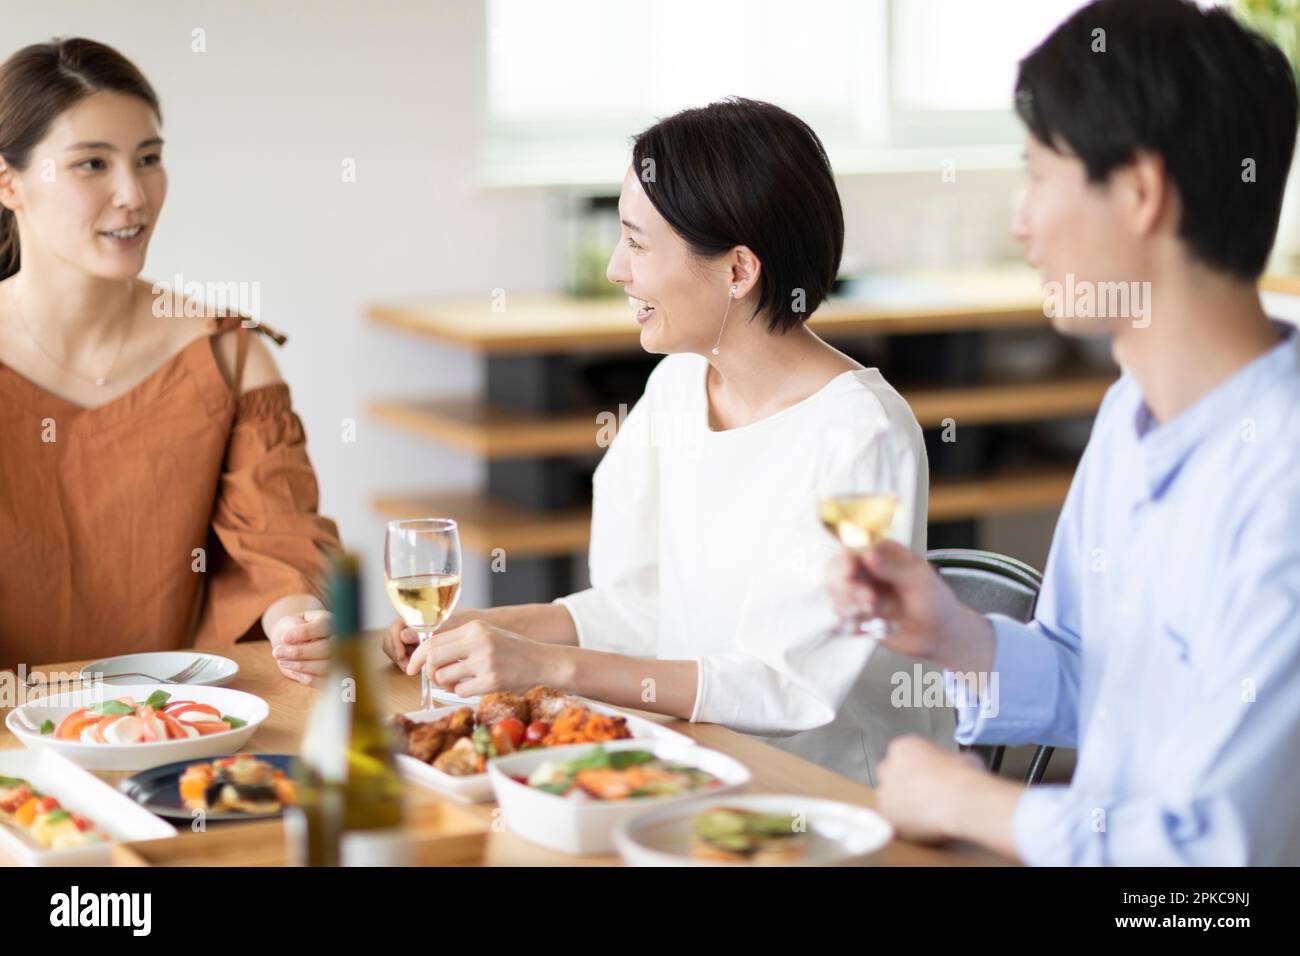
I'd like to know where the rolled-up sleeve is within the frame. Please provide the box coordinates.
[196,384,340,646]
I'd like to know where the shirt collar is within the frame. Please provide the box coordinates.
[1133,321,1298,499]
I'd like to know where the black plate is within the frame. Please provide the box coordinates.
[119,754,299,822]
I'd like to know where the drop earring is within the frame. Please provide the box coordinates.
[711,285,737,356]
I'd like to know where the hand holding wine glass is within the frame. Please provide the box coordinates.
[384,518,463,709]
[816,489,898,636]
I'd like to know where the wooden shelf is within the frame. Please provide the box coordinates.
[904,373,1113,428]
[373,467,1076,558]
[369,266,1048,354]
[372,491,590,557]
[370,399,608,457]
[1261,272,1300,296]
[370,375,1114,458]
[928,465,1076,522]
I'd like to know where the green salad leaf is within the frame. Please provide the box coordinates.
[88,700,133,716]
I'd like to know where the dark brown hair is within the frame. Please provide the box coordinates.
[0,38,161,280]
[631,97,845,334]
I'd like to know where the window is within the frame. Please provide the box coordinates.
[484,0,1086,185]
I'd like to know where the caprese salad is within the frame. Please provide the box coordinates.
[42,691,248,745]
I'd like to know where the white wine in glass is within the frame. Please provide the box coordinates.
[385,573,461,631]
[817,494,898,550]
[817,493,898,635]
[384,519,462,709]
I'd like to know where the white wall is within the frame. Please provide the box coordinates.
[5,0,1033,626]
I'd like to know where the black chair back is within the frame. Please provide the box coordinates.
[927,548,1055,785]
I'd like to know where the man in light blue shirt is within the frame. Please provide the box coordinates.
[830,0,1300,864]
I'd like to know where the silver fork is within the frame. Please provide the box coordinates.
[24,656,210,688]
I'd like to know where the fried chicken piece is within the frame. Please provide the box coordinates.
[476,691,530,727]
[525,685,584,723]
[404,707,474,764]
[432,737,482,776]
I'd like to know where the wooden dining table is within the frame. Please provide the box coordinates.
[1,639,1011,866]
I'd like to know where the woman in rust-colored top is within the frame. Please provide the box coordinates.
[0,38,340,680]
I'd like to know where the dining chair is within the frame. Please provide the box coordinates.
[926,547,1055,786]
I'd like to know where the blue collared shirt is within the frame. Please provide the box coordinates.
[952,324,1300,865]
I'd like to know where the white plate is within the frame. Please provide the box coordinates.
[614,793,893,867]
[0,749,176,866]
[488,739,750,856]
[80,652,239,687]
[5,683,269,772]
[396,700,696,804]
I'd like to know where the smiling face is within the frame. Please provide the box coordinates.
[2,91,166,282]
[1012,134,1151,337]
[606,167,734,355]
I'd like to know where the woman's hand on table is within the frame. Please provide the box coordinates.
[828,539,995,675]
[404,619,568,697]
[267,608,334,684]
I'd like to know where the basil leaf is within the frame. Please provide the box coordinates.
[89,700,133,716]
[39,720,54,735]
[44,809,70,824]
[223,715,247,730]
[144,690,171,710]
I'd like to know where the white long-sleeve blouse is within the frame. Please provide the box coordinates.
[556,352,955,783]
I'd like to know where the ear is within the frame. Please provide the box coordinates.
[1118,149,1170,238]
[0,158,20,213]
[727,246,762,299]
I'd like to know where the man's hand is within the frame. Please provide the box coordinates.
[828,540,995,673]
[875,736,989,842]
[875,735,1024,860]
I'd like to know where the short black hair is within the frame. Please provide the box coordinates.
[1015,0,1298,280]
[631,97,845,334]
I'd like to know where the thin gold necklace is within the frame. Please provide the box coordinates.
[8,281,135,387]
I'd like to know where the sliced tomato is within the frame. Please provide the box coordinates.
[52,708,89,740]
[185,720,232,736]
[34,796,59,813]
[71,814,94,832]
[157,712,189,740]
[91,713,125,743]
[55,714,101,742]
[167,703,221,720]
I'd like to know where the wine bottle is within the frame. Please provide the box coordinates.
[287,551,410,867]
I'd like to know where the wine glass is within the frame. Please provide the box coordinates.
[384,518,463,710]
[816,489,898,637]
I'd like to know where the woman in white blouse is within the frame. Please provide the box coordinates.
[387,97,954,782]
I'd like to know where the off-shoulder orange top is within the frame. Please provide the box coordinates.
[0,317,341,672]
